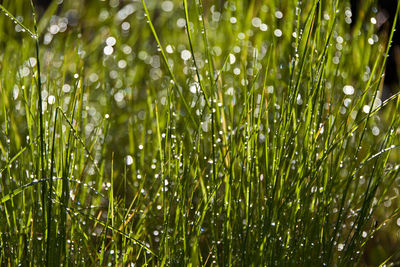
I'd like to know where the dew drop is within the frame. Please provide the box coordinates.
[274,29,282,37]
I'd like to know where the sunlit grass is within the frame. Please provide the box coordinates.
[1,0,400,265]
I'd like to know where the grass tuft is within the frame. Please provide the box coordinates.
[0,0,400,265]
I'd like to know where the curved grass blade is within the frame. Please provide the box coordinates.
[0,4,36,38]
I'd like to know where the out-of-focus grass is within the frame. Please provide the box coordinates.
[0,0,400,265]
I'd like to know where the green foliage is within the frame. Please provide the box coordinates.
[0,0,400,265]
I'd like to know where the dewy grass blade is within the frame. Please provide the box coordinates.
[46,107,58,266]
[0,136,39,175]
[141,0,198,127]
[183,0,210,108]
[1,178,51,204]
[0,4,36,38]
[56,106,101,175]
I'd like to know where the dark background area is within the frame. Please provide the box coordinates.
[351,0,399,100]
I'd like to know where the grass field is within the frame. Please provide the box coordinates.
[1,0,400,265]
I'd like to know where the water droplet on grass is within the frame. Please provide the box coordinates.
[275,11,283,19]
[362,231,367,238]
[343,85,354,95]
[274,29,282,37]
[260,23,268,31]
[251,17,261,28]
[106,36,116,46]
[190,82,200,94]
[161,1,174,12]
[48,95,55,105]
[49,24,60,34]
[181,50,191,61]
[177,18,186,28]
[104,45,113,55]
[363,105,370,113]
[122,44,132,54]
[118,59,127,69]
[62,84,71,93]
[344,98,352,107]
[368,38,374,45]
[225,87,234,95]
[166,44,174,54]
[372,126,380,136]
[121,22,130,31]
[229,53,236,64]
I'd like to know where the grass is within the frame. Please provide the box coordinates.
[0,0,400,265]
